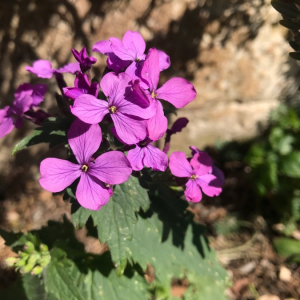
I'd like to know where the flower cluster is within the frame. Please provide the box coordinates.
[0,30,225,210]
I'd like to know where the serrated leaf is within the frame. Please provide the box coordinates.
[125,215,229,299]
[23,274,58,300]
[279,151,300,178]
[271,0,299,18]
[12,117,72,155]
[43,249,85,300]
[71,176,150,269]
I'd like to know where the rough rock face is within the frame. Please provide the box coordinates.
[0,0,296,167]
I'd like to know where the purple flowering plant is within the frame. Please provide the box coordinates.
[2,30,228,298]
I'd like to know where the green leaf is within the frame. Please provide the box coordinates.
[269,127,294,155]
[271,0,299,18]
[43,249,85,300]
[125,215,229,299]
[12,117,72,155]
[23,274,58,300]
[71,176,150,270]
[279,151,300,178]
[274,237,300,260]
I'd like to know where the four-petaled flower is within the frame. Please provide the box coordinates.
[39,119,132,210]
[71,72,154,144]
[169,151,223,202]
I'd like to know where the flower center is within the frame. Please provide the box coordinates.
[135,58,140,62]
[109,105,117,114]
[81,164,89,172]
[151,91,157,99]
[190,174,198,180]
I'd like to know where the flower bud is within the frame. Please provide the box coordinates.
[31,266,43,275]
[5,257,18,267]
[20,263,35,274]
[39,244,49,253]
[24,241,35,254]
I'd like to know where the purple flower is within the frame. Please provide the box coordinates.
[92,31,171,78]
[0,83,47,138]
[63,72,99,100]
[39,119,132,210]
[169,151,223,202]
[71,47,97,72]
[141,48,197,140]
[26,60,80,78]
[190,146,225,185]
[127,137,168,171]
[71,72,153,145]
[163,117,189,154]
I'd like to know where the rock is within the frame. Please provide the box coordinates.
[279,266,292,282]
[238,261,257,275]
[231,278,250,296]
[258,296,280,300]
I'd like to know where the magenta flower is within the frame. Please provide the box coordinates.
[63,72,99,101]
[0,83,47,138]
[127,137,168,171]
[141,48,197,140]
[190,146,225,185]
[71,47,97,72]
[71,72,153,145]
[169,151,223,202]
[26,60,80,78]
[39,119,132,210]
[92,31,170,79]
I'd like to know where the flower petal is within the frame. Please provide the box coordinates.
[157,50,171,71]
[169,151,193,178]
[25,60,54,78]
[74,72,90,92]
[110,37,135,61]
[71,94,109,124]
[55,62,80,74]
[196,174,223,197]
[122,31,145,60]
[89,151,132,184]
[76,173,110,210]
[190,152,213,175]
[156,77,196,108]
[68,119,102,165]
[107,53,130,72]
[141,48,160,92]
[143,144,168,171]
[111,113,147,145]
[0,114,14,138]
[147,100,168,141]
[92,40,112,54]
[12,94,32,116]
[127,146,145,171]
[185,179,202,202]
[100,72,130,106]
[64,87,84,100]
[39,158,81,193]
[31,84,47,107]
[213,166,225,185]
[89,82,99,97]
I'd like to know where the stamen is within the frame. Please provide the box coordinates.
[151,91,157,99]
[190,174,198,180]
[81,164,89,172]
[135,58,140,62]
[109,105,117,113]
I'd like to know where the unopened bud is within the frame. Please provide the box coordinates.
[27,253,40,266]
[39,244,49,253]
[15,258,27,268]
[5,257,18,267]
[31,266,43,275]
[39,255,51,267]
[24,241,35,254]
[20,263,35,274]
